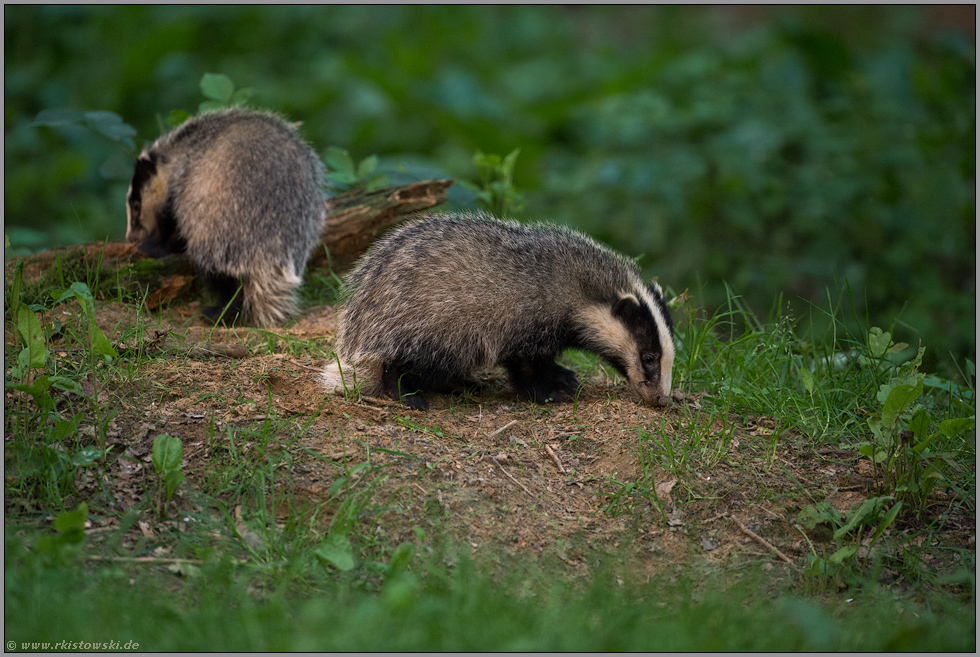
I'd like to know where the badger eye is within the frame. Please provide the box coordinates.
[641,353,658,367]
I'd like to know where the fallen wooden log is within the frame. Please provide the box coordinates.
[5,178,453,285]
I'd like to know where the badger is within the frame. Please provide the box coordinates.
[125,107,326,327]
[322,212,675,410]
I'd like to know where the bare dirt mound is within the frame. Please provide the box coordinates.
[60,302,974,587]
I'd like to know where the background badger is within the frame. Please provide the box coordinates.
[126,107,326,327]
[322,212,675,410]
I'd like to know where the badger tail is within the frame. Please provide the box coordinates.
[240,265,302,328]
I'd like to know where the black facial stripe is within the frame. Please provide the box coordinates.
[615,296,662,355]
[128,154,158,227]
[602,353,630,381]
[647,284,674,335]
[610,292,674,383]
[156,194,185,253]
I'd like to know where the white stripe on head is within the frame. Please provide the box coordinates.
[633,281,675,396]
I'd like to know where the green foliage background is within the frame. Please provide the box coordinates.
[3,6,975,374]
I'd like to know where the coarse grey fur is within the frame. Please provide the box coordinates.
[125,107,326,327]
[324,212,675,409]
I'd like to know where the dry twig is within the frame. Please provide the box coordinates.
[88,555,205,565]
[489,420,518,438]
[491,457,533,497]
[544,444,566,474]
[729,516,798,569]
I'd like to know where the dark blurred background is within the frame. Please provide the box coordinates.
[4,6,975,376]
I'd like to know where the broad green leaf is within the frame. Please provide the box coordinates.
[867,419,886,447]
[52,413,85,443]
[328,477,348,497]
[326,171,358,186]
[84,110,138,145]
[198,100,225,113]
[48,375,84,396]
[382,573,420,612]
[66,281,95,303]
[166,109,192,128]
[53,503,89,544]
[17,304,48,368]
[386,541,416,580]
[799,366,815,395]
[913,432,941,454]
[501,148,521,180]
[200,73,235,103]
[356,154,378,179]
[834,497,891,540]
[908,408,931,439]
[231,87,254,105]
[364,172,389,191]
[867,327,891,358]
[152,434,183,475]
[323,146,355,176]
[31,108,85,127]
[803,554,826,577]
[165,470,186,500]
[940,416,975,438]
[856,444,875,458]
[473,150,501,168]
[71,446,105,467]
[6,375,55,412]
[827,545,857,564]
[796,502,841,530]
[920,469,944,497]
[315,531,355,571]
[881,382,922,427]
[88,321,119,359]
[56,283,119,359]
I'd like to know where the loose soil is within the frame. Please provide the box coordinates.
[10,298,976,593]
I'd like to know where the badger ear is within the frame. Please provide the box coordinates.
[648,281,664,299]
[130,153,158,192]
[612,294,641,321]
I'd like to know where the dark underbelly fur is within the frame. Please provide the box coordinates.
[381,351,581,410]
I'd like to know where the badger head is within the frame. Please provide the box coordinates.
[125,150,184,257]
[581,283,675,406]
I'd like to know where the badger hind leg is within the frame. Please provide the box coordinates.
[240,266,302,328]
[504,357,580,404]
[379,358,471,410]
[201,271,245,325]
[381,364,430,411]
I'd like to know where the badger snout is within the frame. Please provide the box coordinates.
[632,380,672,407]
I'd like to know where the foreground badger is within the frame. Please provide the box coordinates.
[322,212,675,410]
[125,108,326,327]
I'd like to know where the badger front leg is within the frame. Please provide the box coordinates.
[504,357,581,403]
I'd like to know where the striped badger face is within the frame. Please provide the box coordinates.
[126,151,185,257]
[585,283,675,406]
